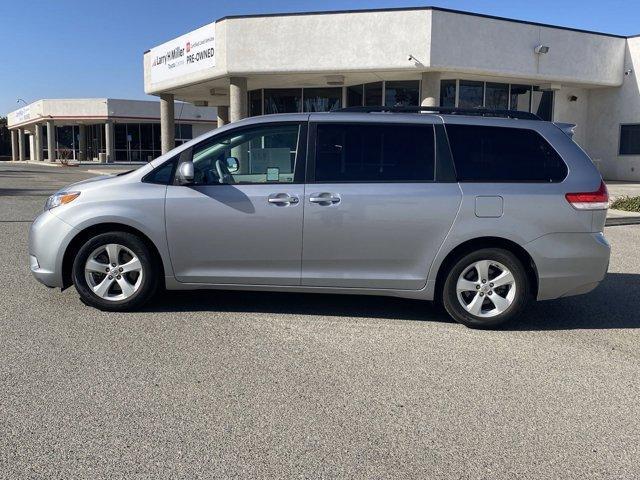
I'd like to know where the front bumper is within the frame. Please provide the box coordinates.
[525,232,610,301]
[29,211,77,288]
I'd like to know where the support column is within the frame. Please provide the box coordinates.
[105,121,114,163]
[47,120,56,162]
[28,135,35,161]
[160,93,175,154]
[78,124,87,161]
[34,123,44,161]
[420,72,441,107]
[217,105,229,128]
[229,77,248,123]
[18,129,25,161]
[10,130,18,162]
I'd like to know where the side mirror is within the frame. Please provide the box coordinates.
[177,161,194,184]
[226,157,239,173]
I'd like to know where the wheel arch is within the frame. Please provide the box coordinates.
[61,222,165,290]
[434,236,539,302]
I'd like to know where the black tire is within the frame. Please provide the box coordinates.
[442,248,530,328]
[72,232,159,311]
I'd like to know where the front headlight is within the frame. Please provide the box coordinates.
[44,191,81,211]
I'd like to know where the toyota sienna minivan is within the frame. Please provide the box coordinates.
[29,107,610,328]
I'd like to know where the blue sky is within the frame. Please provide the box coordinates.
[1,0,638,115]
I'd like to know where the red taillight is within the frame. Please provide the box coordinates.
[565,180,609,210]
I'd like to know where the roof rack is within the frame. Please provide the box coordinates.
[336,105,542,121]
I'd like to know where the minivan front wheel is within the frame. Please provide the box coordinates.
[72,232,158,311]
[442,248,530,328]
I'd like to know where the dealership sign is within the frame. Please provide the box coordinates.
[149,23,215,85]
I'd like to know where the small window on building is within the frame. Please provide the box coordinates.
[364,82,383,106]
[249,89,262,116]
[532,87,554,121]
[264,89,302,114]
[303,87,342,112]
[458,80,484,109]
[385,80,420,107]
[440,80,456,108]
[445,124,567,183]
[620,124,640,155]
[314,123,435,183]
[347,85,364,107]
[510,85,531,112]
[485,83,509,110]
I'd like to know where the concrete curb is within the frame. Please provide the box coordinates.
[606,217,640,227]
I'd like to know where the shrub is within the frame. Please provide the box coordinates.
[611,196,640,212]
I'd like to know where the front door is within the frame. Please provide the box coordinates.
[165,121,307,285]
[301,119,461,290]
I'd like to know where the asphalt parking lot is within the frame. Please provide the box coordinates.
[1,162,639,479]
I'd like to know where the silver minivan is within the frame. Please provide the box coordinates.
[29,108,610,327]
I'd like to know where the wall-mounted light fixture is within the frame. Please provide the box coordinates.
[568,95,578,102]
[534,45,550,54]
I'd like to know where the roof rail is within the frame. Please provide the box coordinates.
[336,105,542,120]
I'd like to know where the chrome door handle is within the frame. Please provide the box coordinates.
[268,194,299,205]
[309,193,341,205]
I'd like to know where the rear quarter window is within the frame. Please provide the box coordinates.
[445,124,567,182]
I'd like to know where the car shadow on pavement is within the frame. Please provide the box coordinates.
[513,273,640,331]
[142,273,640,330]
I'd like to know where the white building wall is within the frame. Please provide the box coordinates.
[553,87,589,147]
[586,37,640,181]
[224,10,432,74]
[429,10,625,86]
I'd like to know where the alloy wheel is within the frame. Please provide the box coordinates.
[456,260,516,318]
[84,243,143,301]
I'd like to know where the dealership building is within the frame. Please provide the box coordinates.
[141,6,640,181]
[7,98,216,163]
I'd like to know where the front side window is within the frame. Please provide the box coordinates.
[619,124,640,155]
[445,124,567,182]
[314,123,435,183]
[190,123,301,185]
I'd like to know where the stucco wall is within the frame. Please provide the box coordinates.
[586,37,640,181]
[224,10,432,74]
[553,87,589,147]
[430,10,625,86]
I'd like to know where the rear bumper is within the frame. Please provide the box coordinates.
[524,232,610,301]
[29,211,76,288]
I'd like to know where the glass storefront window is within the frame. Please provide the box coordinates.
[531,87,553,121]
[485,83,509,110]
[126,124,140,150]
[141,123,153,151]
[303,87,342,112]
[114,124,127,150]
[510,85,531,112]
[458,80,484,109]
[264,88,302,114]
[385,80,419,107]
[347,85,363,107]
[249,90,262,116]
[364,82,383,106]
[440,80,456,108]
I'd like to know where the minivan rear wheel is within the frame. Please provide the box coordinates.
[72,232,158,311]
[442,248,530,328]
